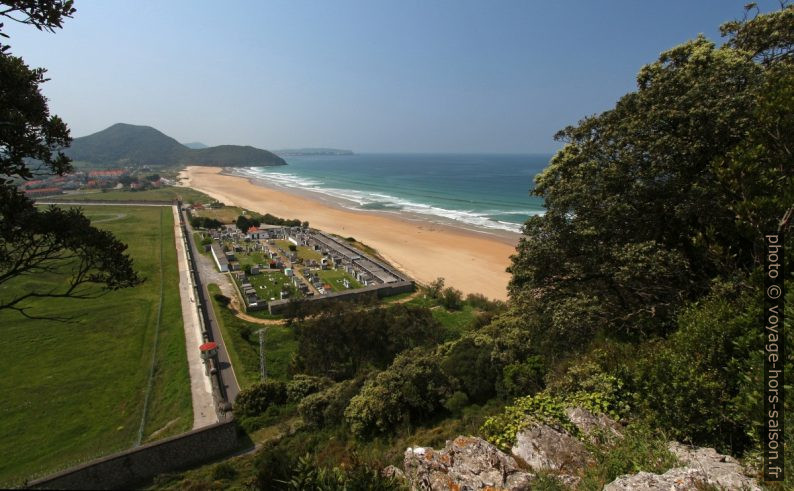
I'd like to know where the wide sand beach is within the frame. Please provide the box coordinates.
[180,166,519,300]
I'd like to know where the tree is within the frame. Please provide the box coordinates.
[0,1,140,318]
[508,6,793,350]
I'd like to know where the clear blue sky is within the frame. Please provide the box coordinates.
[4,1,781,153]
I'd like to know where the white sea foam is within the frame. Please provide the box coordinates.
[238,167,541,233]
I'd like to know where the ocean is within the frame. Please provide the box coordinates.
[233,153,550,234]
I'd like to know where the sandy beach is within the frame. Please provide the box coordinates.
[180,166,519,300]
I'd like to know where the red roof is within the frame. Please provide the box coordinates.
[248,226,259,233]
[199,342,218,351]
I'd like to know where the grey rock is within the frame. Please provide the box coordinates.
[382,464,406,482]
[511,424,592,473]
[565,407,622,443]
[603,468,709,490]
[403,436,534,490]
[603,442,761,491]
[667,442,761,491]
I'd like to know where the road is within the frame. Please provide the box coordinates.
[179,208,241,404]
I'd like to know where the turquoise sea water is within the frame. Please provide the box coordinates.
[235,153,550,233]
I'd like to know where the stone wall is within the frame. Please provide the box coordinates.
[29,421,239,490]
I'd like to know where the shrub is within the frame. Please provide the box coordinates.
[480,392,576,451]
[212,462,238,481]
[344,348,451,438]
[440,287,463,310]
[234,380,287,418]
[287,374,333,403]
[443,391,470,414]
[298,379,361,428]
[497,356,545,398]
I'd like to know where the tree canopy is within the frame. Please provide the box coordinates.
[0,0,140,317]
[509,5,793,350]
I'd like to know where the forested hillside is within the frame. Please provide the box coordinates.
[65,123,286,167]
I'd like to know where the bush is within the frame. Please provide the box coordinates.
[212,462,238,481]
[234,380,287,418]
[214,293,231,307]
[344,348,451,438]
[497,356,545,398]
[578,424,680,490]
[443,391,470,414]
[287,374,333,403]
[440,287,463,310]
[426,277,445,299]
[298,379,361,428]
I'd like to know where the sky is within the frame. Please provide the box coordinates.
[4,1,782,153]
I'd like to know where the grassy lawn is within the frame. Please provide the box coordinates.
[274,240,323,262]
[49,186,212,203]
[191,205,245,224]
[242,270,297,302]
[316,269,362,292]
[0,206,191,486]
[207,285,296,389]
[432,304,478,339]
[192,231,211,257]
[235,251,269,268]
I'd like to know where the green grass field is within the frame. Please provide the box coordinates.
[243,270,297,302]
[47,186,212,203]
[316,269,362,292]
[207,284,296,389]
[0,206,191,486]
[191,205,246,224]
[274,240,323,262]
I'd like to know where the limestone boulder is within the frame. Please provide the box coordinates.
[511,424,592,474]
[403,436,534,490]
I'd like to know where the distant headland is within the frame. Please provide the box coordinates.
[274,148,354,156]
[65,123,286,167]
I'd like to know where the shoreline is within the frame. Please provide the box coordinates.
[180,166,519,300]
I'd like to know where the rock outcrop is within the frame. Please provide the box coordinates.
[511,424,592,473]
[604,442,761,491]
[565,407,623,443]
[403,436,534,490]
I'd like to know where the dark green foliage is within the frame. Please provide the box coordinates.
[189,215,221,229]
[630,281,792,455]
[440,337,498,402]
[509,6,793,353]
[292,304,443,380]
[287,374,333,403]
[298,378,362,428]
[288,243,297,252]
[63,123,286,167]
[260,212,302,227]
[235,214,260,232]
[497,355,545,399]
[442,391,469,414]
[234,380,287,418]
[345,348,451,437]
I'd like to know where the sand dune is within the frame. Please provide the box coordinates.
[181,166,519,300]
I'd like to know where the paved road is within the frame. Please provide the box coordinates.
[179,209,241,404]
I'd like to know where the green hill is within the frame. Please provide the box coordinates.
[65,123,285,167]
